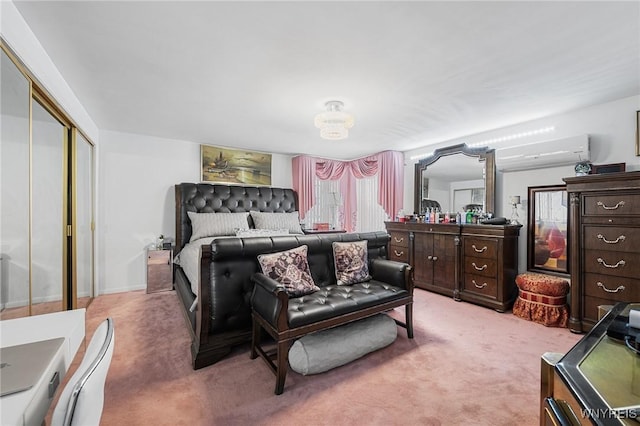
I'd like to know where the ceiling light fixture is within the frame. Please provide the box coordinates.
[314,100,354,140]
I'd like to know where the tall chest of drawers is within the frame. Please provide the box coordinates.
[564,171,640,333]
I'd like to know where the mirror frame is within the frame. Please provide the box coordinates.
[414,144,496,215]
[527,184,570,276]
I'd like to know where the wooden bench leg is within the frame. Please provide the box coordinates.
[275,339,293,395]
[406,303,414,339]
[250,314,260,360]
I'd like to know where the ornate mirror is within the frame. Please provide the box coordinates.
[414,144,496,215]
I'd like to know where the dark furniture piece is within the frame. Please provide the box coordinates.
[174,183,298,369]
[541,302,639,425]
[250,239,413,394]
[563,171,640,333]
[174,183,398,369]
[385,221,521,312]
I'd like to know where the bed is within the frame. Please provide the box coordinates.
[174,182,392,369]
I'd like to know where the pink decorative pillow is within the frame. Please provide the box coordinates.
[258,245,319,297]
[332,240,371,285]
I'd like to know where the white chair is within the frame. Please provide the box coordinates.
[51,317,115,426]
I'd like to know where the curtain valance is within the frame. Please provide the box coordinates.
[293,151,403,231]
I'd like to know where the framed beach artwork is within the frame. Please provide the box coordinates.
[201,145,272,185]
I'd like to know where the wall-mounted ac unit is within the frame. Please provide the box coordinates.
[495,134,590,172]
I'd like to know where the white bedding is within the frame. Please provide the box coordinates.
[173,229,291,304]
[173,237,215,297]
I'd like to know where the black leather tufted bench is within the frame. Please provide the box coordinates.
[251,257,413,395]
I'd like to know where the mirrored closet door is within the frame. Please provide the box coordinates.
[1,46,30,318]
[74,132,95,309]
[31,97,68,315]
[1,44,95,319]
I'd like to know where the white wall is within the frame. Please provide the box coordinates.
[97,130,293,294]
[404,94,640,272]
[0,1,98,142]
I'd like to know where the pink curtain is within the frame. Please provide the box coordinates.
[292,155,316,220]
[377,151,404,223]
[292,151,403,231]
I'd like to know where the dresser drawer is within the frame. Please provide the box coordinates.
[583,193,640,216]
[388,244,409,262]
[583,226,640,253]
[583,295,620,323]
[463,238,497,259]
[584,273,639,302]
[464,256,497,278]
[462,274,498,298]
[389,231,409,248]
[584,249,640,279]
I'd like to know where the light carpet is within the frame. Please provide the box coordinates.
[49,288,581,425]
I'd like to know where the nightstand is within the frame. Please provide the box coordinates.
[146,245,173,293]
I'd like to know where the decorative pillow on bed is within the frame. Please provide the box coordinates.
[332,240,371,286]
[235,228,290,237]
[257,245,319,297]
[249,211,303,234]
[187,211,250,241]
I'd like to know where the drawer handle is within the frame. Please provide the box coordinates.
[596,234,626,244]
[393,250,404,257]
[394,237,404,243]
[596,282,626,293]
[596,258,626,269]
[472,280,487,289]
[596,200,625,210]
[427,255,432,260]
[472,262,487,271]
[432,256,438,261]
[472,244,487,253]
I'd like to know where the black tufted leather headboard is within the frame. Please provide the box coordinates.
[175,183,299,251]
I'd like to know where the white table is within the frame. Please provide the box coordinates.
[0,309,86,426]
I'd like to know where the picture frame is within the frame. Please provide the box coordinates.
[636,110,639,156]
[589,162,626,174]
[527,184,569,276]
[201,145,272,185]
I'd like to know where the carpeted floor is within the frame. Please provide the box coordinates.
[50,288,582,425]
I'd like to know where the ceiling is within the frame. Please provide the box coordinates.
[12,1,640,160]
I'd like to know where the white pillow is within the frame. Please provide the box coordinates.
[250,211,303,234]
[235,228,290,237]
[187,211,249,241]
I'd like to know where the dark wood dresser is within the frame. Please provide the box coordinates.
[385,222,520,312]
[564,171,640,333]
